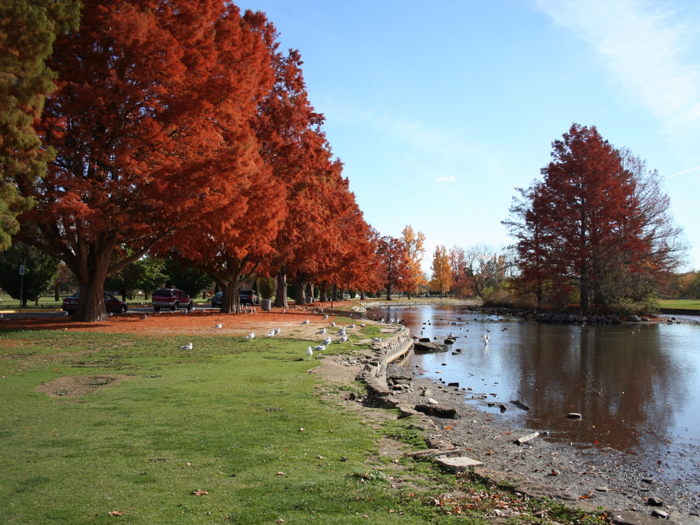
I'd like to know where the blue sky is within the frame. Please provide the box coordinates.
[243,0,700,273]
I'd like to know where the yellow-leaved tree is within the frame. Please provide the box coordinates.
[430,245,452,297]
[401,225,427,299]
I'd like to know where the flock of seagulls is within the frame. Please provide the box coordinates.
[172,307,375,358]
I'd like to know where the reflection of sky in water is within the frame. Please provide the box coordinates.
[371,305,700,487]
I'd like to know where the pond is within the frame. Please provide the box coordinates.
[369,304,700,490]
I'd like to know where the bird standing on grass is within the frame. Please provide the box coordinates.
[338,334,348,343]
[306,346,313,360]
[322,336,332,346]
[246,332,255,340]
[313,344,326,352]
[180,343,193,350]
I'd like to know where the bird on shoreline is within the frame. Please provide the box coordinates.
[484,334,490,344]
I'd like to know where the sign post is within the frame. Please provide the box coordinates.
[19,264,25,319]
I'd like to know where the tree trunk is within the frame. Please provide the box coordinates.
[306,283,314,304]
[386,283,392,300]
[332,284,338,303]
[54,284,60,302]
[319,282,328,302]
[274,269,288,308]
[220,280,242,314]
[580,268,589,315]
[360,290,366,300]
[74,255,111,322]
[295,275,305,306]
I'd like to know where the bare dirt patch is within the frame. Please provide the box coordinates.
[34,374,132,398]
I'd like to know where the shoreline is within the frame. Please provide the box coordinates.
[350,332,700,524]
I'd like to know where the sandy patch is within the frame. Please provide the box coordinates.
[34,374,132,398]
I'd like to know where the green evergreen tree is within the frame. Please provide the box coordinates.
[0,241,60,305]
[0,0,81,250]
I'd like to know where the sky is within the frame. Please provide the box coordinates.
[242,0,700,274]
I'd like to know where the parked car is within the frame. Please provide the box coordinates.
[210,290,258,309]
[62,292,128,315]
[152,288,193,312]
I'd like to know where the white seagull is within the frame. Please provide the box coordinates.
[337,334,348,343]
[337,328,346,335]
[246,332,255,340]
[360,323,366,327]
[274,327,281,335]
[322,336,332,346]
[301,319,310,325]
[322,314,329,320]
[180,343,193,350]
[313,344,326,351]
[347,323,356,329]
[267,330,276,337]
[306,346,313,360]
[317,328,327,334]
[371,337,381,343]
[484,334,490,344]
[214,323,223,329]
[330,321,336,327]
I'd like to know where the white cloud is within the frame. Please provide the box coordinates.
[434,176,456,183]
[534,0,700,159]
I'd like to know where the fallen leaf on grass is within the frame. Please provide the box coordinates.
[108,511,123,516]
[192,489,208,496]
[277,471,285,476]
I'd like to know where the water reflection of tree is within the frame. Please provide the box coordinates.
[514,325,687,454]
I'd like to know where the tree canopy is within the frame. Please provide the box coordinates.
[505,124,684,313]
[0,0,80,251]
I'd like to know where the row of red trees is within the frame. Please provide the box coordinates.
[7,1,362,320]
[10,0,431,320]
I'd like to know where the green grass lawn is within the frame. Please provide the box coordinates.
[0,329,607,524]
[660,299,700,310]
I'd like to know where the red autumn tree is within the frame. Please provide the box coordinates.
[249,33,356,308]
[154,10,286,314]
[377,235,410,300]
[505,124,684,313]
[15,0,277,321]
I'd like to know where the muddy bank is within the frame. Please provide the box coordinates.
[355,336,700,524]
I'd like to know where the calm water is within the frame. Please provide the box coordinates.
[370,305,700,486]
